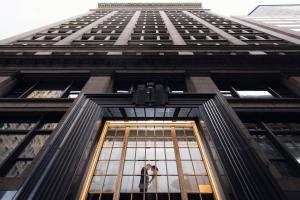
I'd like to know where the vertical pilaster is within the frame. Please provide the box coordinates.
[189,76,219,93]
[55,11,118,45]
[183,11,247,45]
[82,76,112,94]
[114,11,141,45]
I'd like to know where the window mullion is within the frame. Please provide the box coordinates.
[0,115,43,176]
[171,127,188,200]
[261,122,300,173]
[112,126,130,200]
[19,81,39,98]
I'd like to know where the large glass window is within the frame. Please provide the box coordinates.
[5,80,85,99]
[81,121,222,200]
[0,113,63,177]
[213,79,298,99]
[239,112,300,177]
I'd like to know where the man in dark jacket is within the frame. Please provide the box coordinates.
[139,163,152,192]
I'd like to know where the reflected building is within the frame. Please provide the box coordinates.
[0,3,300,200]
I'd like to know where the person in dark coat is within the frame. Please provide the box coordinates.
[139,163,152,192]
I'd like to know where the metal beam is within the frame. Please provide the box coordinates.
[183,11,248,45]
[114,11,141,45]
[55,11,118,45]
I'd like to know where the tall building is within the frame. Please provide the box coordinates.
[0,3,300,200]
[233,4,300,39]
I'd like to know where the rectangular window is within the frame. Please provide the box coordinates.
[5,80,86,99]
[0,112,63,177]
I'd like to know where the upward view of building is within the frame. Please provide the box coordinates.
[0,2,300,200]
[233,4,300,39]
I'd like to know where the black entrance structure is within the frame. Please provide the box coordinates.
[0,3,300,200]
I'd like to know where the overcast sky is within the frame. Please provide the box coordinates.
[0,0,299,40]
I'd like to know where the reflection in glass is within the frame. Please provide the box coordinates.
[99,148,111,160]
[157,176,168,192]
[121,176,133,192]
[134,161,145,175]
[168,176,180,192]
[107,161,120,174]
[179,148,191,160]
[89,176,105,193]
[123,161,134,175]
[184,176,198,193]
[156,148,165,160]
[136,148,145,160]
[126,148,135,160]
[0,135,25,163]
[182,161,194,175]
[156,161,167,175]
[27,90,63,98]
[165,148,175,160]
[193,161,207,175]
[167,161,178,175]
[190,148,202,160]
[6,161,31,177]
[110,148,122,160]
[103,176,116,192]
[19,135,50,158]
[94,161,108,175]
[146,148,155,160]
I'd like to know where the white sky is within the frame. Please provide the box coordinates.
[0,0,299,40]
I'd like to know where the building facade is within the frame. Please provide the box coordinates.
[233,4,300,39]
[0,3,300,200]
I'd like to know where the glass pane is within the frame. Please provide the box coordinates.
[103,138,114,147]
[168,176,180,192]
[196,175,210,185]
[157,176,168,192]
[0,135,25,163]
[99,148,111,160]
[102,176,116,192]
[136,148,145,160]
[237,90,273,98]
[184,176,199,193]
[121,176,133,192]
[178,138,187,147]
[6,161,31,177]
[156,161,167,175]
[155,130,163,137]
[126,148,136,160]
[113,138,124,147]
[190,148,202,160]
[182,161,195,175]
[127,138,136,147]
[146,138,155,147]
[167,161,178,175]
[165,138,173,147]
[124,161,135,175]
[179,148,191,160]
[148,177,157,192]
[156,148,165,160]
[27,90,63,98]
[165,148,175,160]
[94,161,108,175]
[89,176,105,193]
[187,138,198,147]
[133,176,141,193]
[106,161,120,174]
[134,161,145,175]
[146,148,155,160]
[19,135,49,158]
[193,161,207,175]
[155,138,164,147]
[137,138,145,147]
[110,148,122,160]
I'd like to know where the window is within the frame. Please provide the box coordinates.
[5,80,86,99]
[214,78,297,98]
[81,121,222,200]
[0,112,63,177]
[239,112,300,177]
